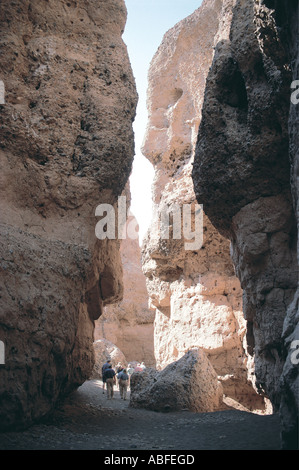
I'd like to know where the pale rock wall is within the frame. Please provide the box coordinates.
[94,215,156,368]
[0,0,137,430]
[192,0,298,448]
[141,0,265,411]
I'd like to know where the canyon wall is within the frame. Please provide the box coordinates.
[94,214,156,368]
[280,0,299,449]
[141,0,266,412]
[0,0,137,430]
[192,0,298,448]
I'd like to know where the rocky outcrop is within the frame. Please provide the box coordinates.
[90,339,127,380]
[94,215,156,368]
[141,0,266,412]
[192,0,298,448]
[0,0,137,430]
[129,349,223,413]
[279,0,299,450]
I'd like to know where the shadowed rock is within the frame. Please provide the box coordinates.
[129,349,223,413]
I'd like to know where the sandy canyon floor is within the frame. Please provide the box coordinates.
[0,379,281,451]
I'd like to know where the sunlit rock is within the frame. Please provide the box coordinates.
[141,0,266,412]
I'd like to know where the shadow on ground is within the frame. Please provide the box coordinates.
[0,379,281,450]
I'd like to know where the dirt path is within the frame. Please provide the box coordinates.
[0,379,281,451]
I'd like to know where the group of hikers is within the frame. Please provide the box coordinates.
[101,360,146,400]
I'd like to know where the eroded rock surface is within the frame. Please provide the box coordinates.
[0,0,137,430]
[192,0,298,448]
[141,0,265,411]
[129,349,223,413]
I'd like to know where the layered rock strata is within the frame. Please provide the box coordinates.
[192,0,298,448]
[94,215,156,368]
[0,0,137,430]
[141,0,266,411]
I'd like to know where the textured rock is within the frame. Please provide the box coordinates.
[279,0,299,450]
[192,0,298,448]
[90,339,127,380]
[94,215,156,368]
[129,349,223,413]
[141,0,265,411]
[0,0,137,430]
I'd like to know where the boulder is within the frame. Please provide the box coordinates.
[129,349,223,413]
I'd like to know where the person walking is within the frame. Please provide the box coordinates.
[101,359,111,394]
[104,364,116,399]
[127,363,134,390]
[115,362,124,390]
[116,362,124,373]
[117,368,129,400]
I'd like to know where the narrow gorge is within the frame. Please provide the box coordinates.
[140,0,266,415]
[0,0,298,451]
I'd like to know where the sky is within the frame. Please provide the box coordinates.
[123,0,203,242]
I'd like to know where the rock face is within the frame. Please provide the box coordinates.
[130,349,223,413]
[192,0,298,448]
[0,0,137,430]
[280,0,299,449]
[141,0,265,412]
[94,215,156,368]
[90,339,127,380]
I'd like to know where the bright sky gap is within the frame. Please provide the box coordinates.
[123,0,203,243]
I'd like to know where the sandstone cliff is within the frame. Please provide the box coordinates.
[0,0,137,430]
[141,0,266,412]
[94,214,156,368]
[192,0,298,449]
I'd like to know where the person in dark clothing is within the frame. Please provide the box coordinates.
[102,360,111,393]
[104,364,116,399]
[117,368,129,400]
[115,362,124,389]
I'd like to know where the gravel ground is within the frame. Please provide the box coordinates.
[0,379,282,452]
